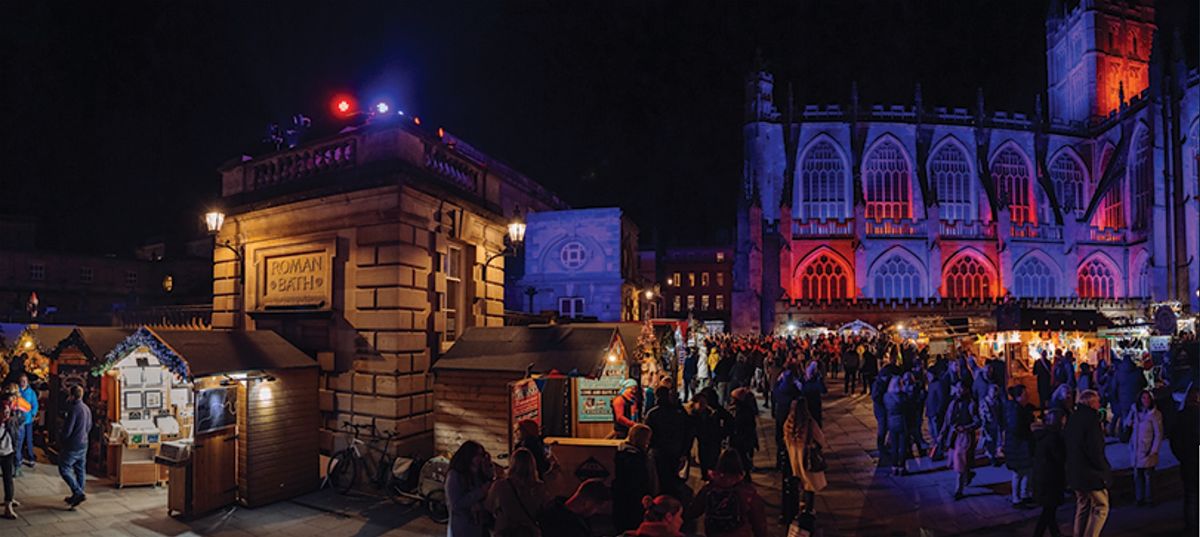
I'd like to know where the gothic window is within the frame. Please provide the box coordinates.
[1050,152,1086,217]
[1130,127,1152,230]
[872,255,921,300]
[1092,144,1126,229]
[930,142,972,221]
[1013,257,1057,298]
[943,255,992,299]
[863,139,912,221]
[797,253,849,303]
[991,146,1034,224]
[799,140,849,220]
[1078,259,1117,299]
[1135,260,1151,298]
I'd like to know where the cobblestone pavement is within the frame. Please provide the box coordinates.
[0,381,1188,536]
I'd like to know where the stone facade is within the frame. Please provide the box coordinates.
[214,118,565,456]
[514,208,643,321]
[735,0,1199,333]
[660,247,733,329]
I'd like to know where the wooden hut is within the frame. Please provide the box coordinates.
[47,327,135,475]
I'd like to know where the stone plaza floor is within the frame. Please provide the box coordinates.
[0,380,1190,536]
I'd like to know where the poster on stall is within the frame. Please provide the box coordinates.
[510,378,541,427]
[1148,336,1171,353]
[576,361,628,423]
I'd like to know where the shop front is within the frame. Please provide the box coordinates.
[985,306,1112,406]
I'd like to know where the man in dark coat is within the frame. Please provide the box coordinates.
[861,348,879,396]
[842,346,861,395]
[1003,385,1036,506]
[1064,390,1111,537]
[1110,354,1147,432]
[644,386,693,498]
[1170,384,1199,533]
[925,363,949,451]
[682,348,699,401]
[1032,409,1068,537]
[1034,352,1053,408]
[612,424,656,533]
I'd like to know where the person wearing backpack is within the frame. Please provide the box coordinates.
[685,449,766,537]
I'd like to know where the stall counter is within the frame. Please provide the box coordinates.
[544,437,621,506]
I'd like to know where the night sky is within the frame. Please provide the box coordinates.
[1,1,1194,255]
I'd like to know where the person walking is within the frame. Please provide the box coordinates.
[903,371,927,456]
[1170,384,1199,532]
[15,375,36,471]
[783,400,827,515]
[645,387,692,498]
[683,348,699,402]
[883,377,910,475]
[772,364,803,524]
[1003,385,1035,508]
[1111,354,1147,438]
[979,384,1004,466]
[0,394,20,519]
[842,346,860,395]
[685,449,767,537]
[799,362,826,427]
[1127,389,1163,506]
[1032,409,1068,537]
[925,363,948,456]
[446,440,496,537]
[613,424,658,533]
[1065,389,1111,537]
[860,347,878,396]
[940,383,979,500]
[58,385,90,508]
[486,448,547,537]
[728,388,759,476]
[1034,352,1053,408]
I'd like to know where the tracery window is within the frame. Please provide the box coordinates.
[930,143,972,221]
[863,139,912,220]
[1013,257,1056,298]
[943,255,992,299]
[1049,152,1086,217]
[1093,145,1126,229]
[799,140,849,220]
[872,255,921,300]
[1078,259,1117,299]
[991,146,1034,224]
[797,254,848,303]
[1130,128,1152,230]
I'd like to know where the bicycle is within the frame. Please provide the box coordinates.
[324,421,403,496]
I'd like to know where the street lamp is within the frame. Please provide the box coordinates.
[205,210,243,261]
[483,213,526,285]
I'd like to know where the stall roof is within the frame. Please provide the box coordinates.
[0,323,27,349]
[433,324,636,375]
[996,306,1111,332]
[55,327,136,359]
[29,325,77,352]
[154,330,316,377]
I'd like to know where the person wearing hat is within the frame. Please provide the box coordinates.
[612,379,640,440]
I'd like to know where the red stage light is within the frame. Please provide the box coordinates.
[331,95,357,116]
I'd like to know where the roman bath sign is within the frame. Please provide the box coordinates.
[260,250,331,308]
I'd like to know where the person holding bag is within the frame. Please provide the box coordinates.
[486,448,546,537]
[940,383,980,500]
[783,399,827,516]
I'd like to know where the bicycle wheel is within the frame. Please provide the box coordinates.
[424,488,449,523]
[327,451,358,494]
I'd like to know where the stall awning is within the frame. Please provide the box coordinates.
[155,330,316,377]
[996,306,1112,332]
[433,324,632,376]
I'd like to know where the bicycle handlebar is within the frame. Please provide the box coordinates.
[342,421,378,435]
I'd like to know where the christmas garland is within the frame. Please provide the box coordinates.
[93,327,191,380]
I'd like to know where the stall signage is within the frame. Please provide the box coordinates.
[576,360,627,423]
[261,251,329,308]
[510,378,541,427]
[574,456,610,481]
[1148,336,1171,353]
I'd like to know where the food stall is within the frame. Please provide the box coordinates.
[432,322,641,499]
[93,327,318,516]
[988,306,1111,406]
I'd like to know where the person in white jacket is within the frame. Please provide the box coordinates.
[1127,389,1164,506]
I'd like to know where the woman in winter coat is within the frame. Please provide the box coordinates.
[614,424,658,533]
[1003,385,1035,506]
[883,377,910,475]
[728,388,759,475]
[783,399,828,515]
[446,441,496,537]
[1032,409,1068,537]
[1127,389,1164,506]
[979,384,1004,466]
[940,383,980,500]
[800,361,826,427]
[486,448,547,537]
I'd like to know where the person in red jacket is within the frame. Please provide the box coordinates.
[612,379,640,439]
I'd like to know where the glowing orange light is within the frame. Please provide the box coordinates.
[413,116,421,126]
[437,127,445,138]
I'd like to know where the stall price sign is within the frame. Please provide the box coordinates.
[510,378,541,427]
[576,361,627,423]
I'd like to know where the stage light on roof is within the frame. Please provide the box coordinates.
[375,101,389,114]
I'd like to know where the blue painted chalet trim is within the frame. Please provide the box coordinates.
[93,327,190,380]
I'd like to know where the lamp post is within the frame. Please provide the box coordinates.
[482,215,526,287]
[204,210,243,261]
[639,285,663,320]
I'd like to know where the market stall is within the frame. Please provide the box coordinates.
[93,327,318,516]
[987,306,1112,406]
[432,322,641,499]
[46,327,134,476]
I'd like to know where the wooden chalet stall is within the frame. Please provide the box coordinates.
[96,327,319,516]
[989,305,1112,407]
[433,323,640,497]
[47,327,134,476]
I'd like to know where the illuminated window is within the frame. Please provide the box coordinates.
[673,296,681,312]
[701,272,710,287]
[992,146,1034,224]
[672,272,681,287]
[688,273,696,287]
[799,140,849,219]
[1130,127,1152,230]
[687,295,695,311]
[442,246,464,342]
[29,263,45,281]
[1013,257,1056,298]
[872,255,921,299]
[715,252,725,263]
[1050,152,1087,217]
[943,255,992,299]
[930,142,973,221]
[79,266,93,284]
[863,138,912,220]
[1078,259,1117,299]
[715,295,724,310]
[796,253,849,303]
[716,272,724,287]
[701,295,710,311]
[559,297,585,318]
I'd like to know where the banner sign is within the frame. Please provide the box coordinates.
[510,378,541,427]
[576,360,627,423]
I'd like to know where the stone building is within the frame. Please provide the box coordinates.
[735,0,1198,333]
[513,208,644,321]
[213,116,565,456]
[661,247,733,330]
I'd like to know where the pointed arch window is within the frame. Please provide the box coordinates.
[1049,152,1086,217]
[1093,144,1125,229]
[799,140,849,220]
[943,255,993,299]
[1130,128,1152,230]
[1013,257,1057,298]
[930,143,972,221]
[863,139,912,221]
[991,146,1034,224]
[1078,259,1117,299]
[797,254,849,303]
[1135,259,1151,298]
[872,255,921,299]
